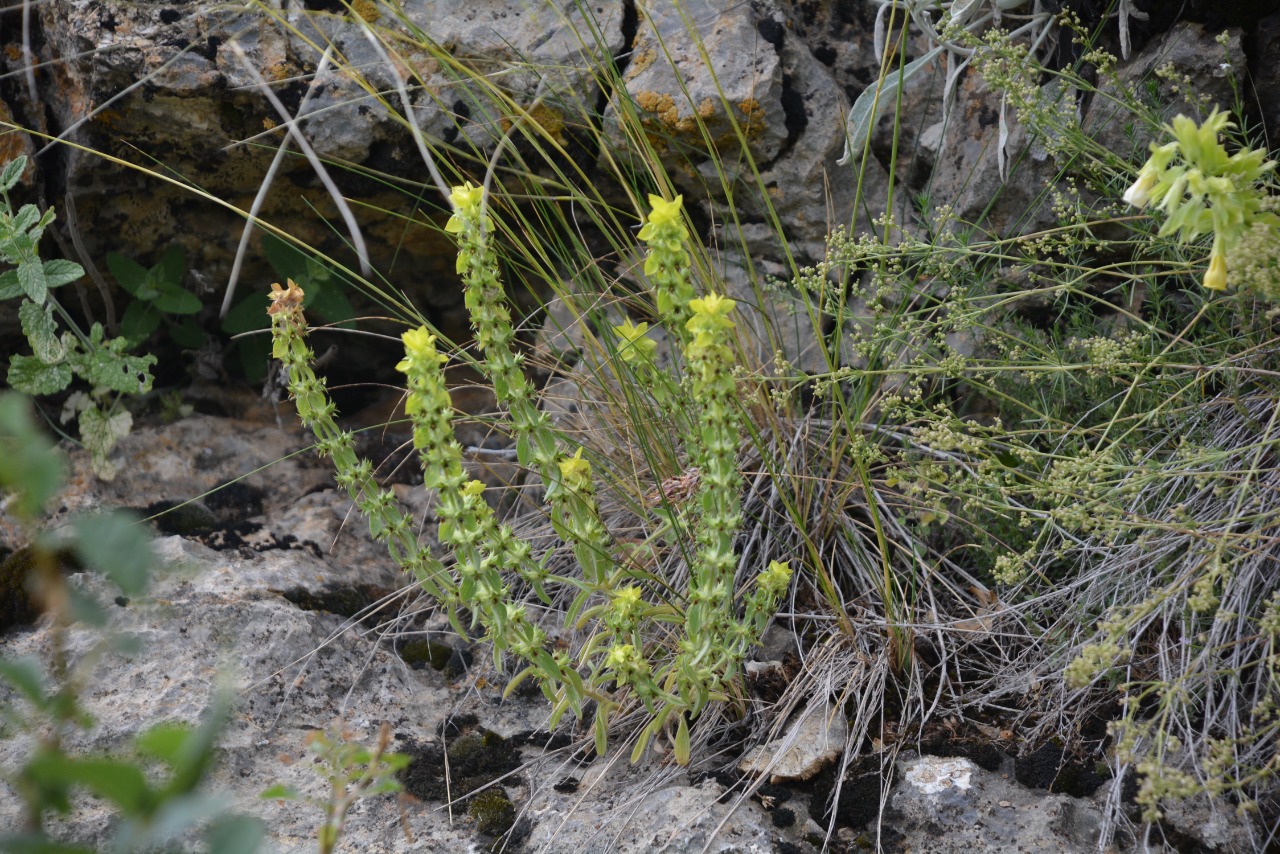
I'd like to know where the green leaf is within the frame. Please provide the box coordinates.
[153,286,201,315]
[221,290,270,335]
[77,346,156,395]
[167,317,207,350]
[0,393,64,517]
[306,279,356,328]
[12,202,40,234]
[205,816,266,854]
[106,252,150,296]
[0,156,27,192]
[42,258,83,290]
[17,258,46,304]
[59,758,151,813]
[135,723,194,766]
[8,355,72,395]
[0,656,48,707]
[673,714,691,766]
[120,300,162,343]
[156,244,185,286]
[72,510,152,595]
[261,232,312,282]
[19,299,66,364]
[0,268,22,300]
[259,784,300,800]
[77,404,132,480]
[838,46,945,168]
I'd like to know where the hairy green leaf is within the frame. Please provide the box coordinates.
[42,258,83,290]
[8,355,72,395]
[19,298,66,364]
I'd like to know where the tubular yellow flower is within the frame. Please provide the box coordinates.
[1204,245,1229,291]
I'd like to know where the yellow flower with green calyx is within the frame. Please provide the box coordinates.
[637,194,684,241]
[558,447,591,484]
[605,643,640,670]
[612,585,643,616]
[762,559,792,589]
[396,326,447,373]
[462,479,486,499]
[445,182,485,234]
[687,293,736,334]
[614,319,657,364]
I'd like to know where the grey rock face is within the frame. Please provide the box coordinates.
[881,756,1105,853]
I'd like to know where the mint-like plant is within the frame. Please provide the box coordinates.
[0,156,156,480]
[0,391,264,852]
[268,190,794,765]
[107,245,204,348]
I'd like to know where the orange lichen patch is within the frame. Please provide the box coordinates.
[697,98,717,118]
[349,0,380,22]
[625,46,656,80]
[738,97,767,136]
[263,60,293,83]
[4,45,20,62]
[262,116,277,131]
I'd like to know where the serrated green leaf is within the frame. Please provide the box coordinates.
[77,346,156,395]
[8,355,72,395]
[11,202,40,234]
[17,259,46,304]
[0,156,26,192]
[72,509,152,595]
[19,299,66,363]
[106,251,150,295]
[42,258,83,289]
[77,405,133,481]
[0,268,22,300]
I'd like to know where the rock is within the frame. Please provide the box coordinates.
[739,700,847,783]
[1082,23,1245,163]
[881,755,1107,853]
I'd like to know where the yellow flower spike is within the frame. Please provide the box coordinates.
[689,292,735,319]
[450,182,484,212]
[558,447,591,484]
[614,319,657,363]
[687,293,736,336]
[397,326,447,374]
[605,643,639,670]
[613,585,643,615]
[638,194,685,241]
[763,559,792,587]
